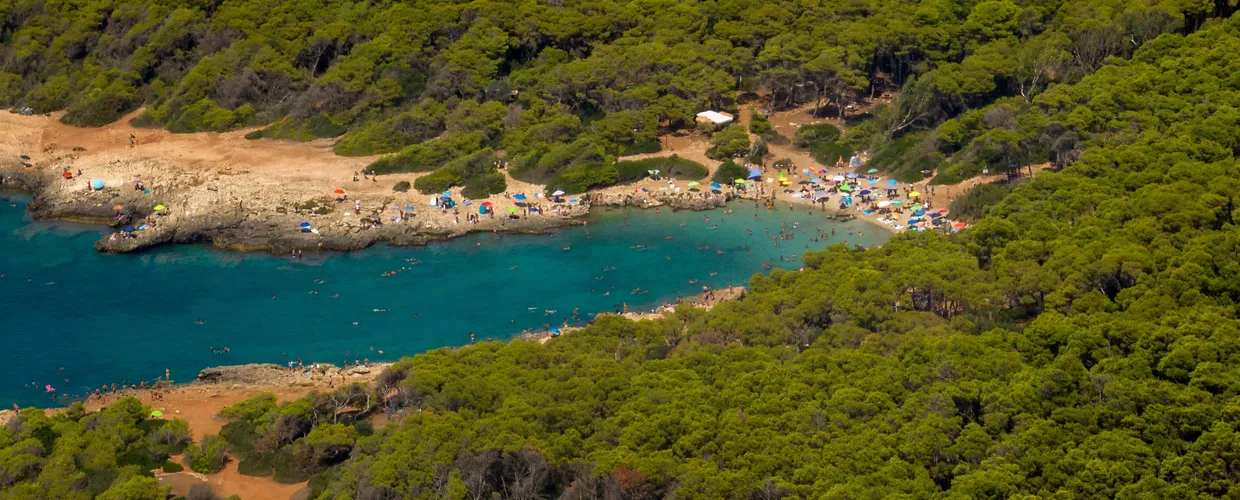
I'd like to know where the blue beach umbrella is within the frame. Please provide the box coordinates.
[846,173,858,179]
[867,168,879,173]
[887,179,899,186]
[810,177,822,183]
[441,191,452,198]
[91,178,104,190]
[914,209,926,216]
[550,327,561,335]
[299,222,311,228]
[122,225,135,232]
[859,189,871,195]
[514,193,527,201]
[710,182,721,189]
[568,197,580,204]
[404,205,415,211]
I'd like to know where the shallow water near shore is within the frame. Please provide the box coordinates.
[0,190,887,407]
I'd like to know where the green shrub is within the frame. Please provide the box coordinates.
[614,156,708,182]
[236,453,274,477]
[546,162,619,194]
[183,435,229,474]
[867,132,944,183]
[794,123,842,147]
[162,461,184,473]
[244,129,263,140]
[947,180,1016,222]
[712,159,748,184]
[393,181,411,192]
[62,80,141,127]
[620,138,661,156]
[461,172,506,199]
[369,133,485,175]
[413,169,464,194]
[706,124,751,160]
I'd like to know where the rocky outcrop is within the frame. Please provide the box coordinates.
[586,190,731,211]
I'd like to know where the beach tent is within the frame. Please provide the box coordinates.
[747,167,762,179]
[90,178,104,190]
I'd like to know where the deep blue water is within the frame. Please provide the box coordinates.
[0,190,887,407]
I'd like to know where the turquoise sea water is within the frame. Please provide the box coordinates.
[0,190,888,407]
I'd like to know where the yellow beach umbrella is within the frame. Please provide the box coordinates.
[153,204,166,211]
[908,191,921,198]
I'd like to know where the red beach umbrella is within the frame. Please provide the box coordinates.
[333,189,345,194]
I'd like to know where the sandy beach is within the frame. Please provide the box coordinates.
[0,102,1028,257]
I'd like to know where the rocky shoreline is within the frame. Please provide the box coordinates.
[0,157,760,255]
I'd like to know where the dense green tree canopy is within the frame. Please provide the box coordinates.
[9,2,1240,499]
[1,0,1228,192]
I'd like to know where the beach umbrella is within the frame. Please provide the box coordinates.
[734,178,747,184]
[911,204,923,211]
[513,194,527,201]
[508,207,519,213]
[550,327,562,335]
[710,182,721,189]
[909,191,921,198]
[867,168,879,173]
[687,181,700,187]
[552,190,565,196]
[404,205,416,211]
[139,224,148,230]
[810,177,822,183]
[113,205,124,211]
[859,189,871,195]
[887,179,898,186]
[299,222,311,228]
[832,175,845,182]
[711,189,722,194]
[846,173,858,179]
[153,204,166,211]
[62,171,72,179]
[333,189,345,195]
[838,184,851,192]
[892,200,905,205]
[953,222,966,229]
[914,209,926,216]
[481,201,492,207]
[441,191,452,198]
[150,410,162,418]
[569,198,580,204]
[877,200,891,208]
[747,167,762,179]
[930,212,943,218]
[122,225,136,232]
[90,178,104,190]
